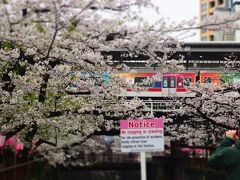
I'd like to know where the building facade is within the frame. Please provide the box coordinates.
[200,0,240,41]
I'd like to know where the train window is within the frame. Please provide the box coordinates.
[163,78,168,88]
[155,81,161,87]
[135,77,146,83]
[170,77,175,88]
[184,77,192,87]
[135,77,153,87]
[204,77,212,83]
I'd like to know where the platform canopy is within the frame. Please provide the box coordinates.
[101,42,240,70]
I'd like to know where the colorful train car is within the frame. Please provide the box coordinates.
[199,72,240,85]
[199,72,221,85]
[66,71,240,97]
[117,71,240,97]
[65,71,110,94]
[219,73,240,84]
[116,72,197,97]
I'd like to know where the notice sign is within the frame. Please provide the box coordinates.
[120,118,164,152]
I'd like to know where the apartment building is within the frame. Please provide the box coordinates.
[200,0,240,41]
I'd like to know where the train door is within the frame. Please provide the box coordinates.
[162,75,176,96]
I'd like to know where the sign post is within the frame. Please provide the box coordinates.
[140,152,147,180]
[120,118,164,180]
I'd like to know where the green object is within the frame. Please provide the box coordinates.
[208,137,240,180]
[2,41,12,49]
[220,73,240,84]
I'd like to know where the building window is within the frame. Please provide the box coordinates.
[201,3,207,11]
[201,27,207,33]
[201,37,208,41]
[209,35,214,41]
[201,14,207,22]
[210,1,215,8]
[218,0,224,5]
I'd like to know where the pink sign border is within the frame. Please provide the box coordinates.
[120,118,164,129]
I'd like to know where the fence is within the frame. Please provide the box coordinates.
[0,153,226,180]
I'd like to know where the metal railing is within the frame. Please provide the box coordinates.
[139,100,179,112]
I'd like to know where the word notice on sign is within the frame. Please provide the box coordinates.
[120,118,164,152]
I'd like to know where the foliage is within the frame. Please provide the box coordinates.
[0,0,194,166]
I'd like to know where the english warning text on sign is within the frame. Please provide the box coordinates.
[120,118,164,152]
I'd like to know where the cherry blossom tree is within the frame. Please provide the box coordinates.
[0,0,197,166]
[169,76,240,147]
[162,4,240,148]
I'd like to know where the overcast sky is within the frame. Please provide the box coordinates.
[143,0,200,41]
[152,0,198,22]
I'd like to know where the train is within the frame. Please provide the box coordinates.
[115,71,240,97]
[66,71,240,97]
